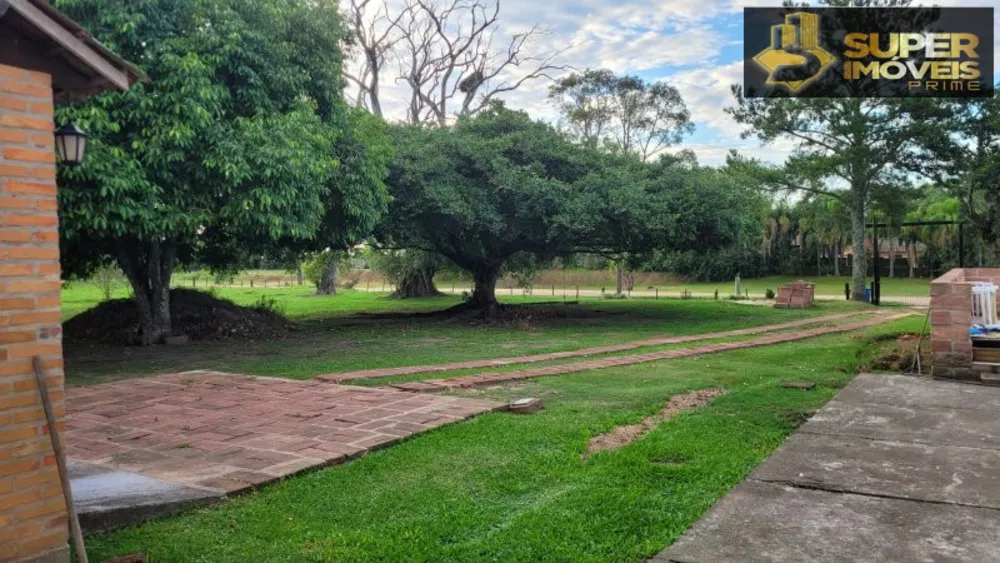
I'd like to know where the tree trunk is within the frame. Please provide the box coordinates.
[888,237,896,278]
[615,260,624,295]
[816,241,822,276]
[391,268,442,298]
[468,265,500,313]
[317,257,338,295]
[851,192,867,301]
[116,240,175,345]
[908,241,917,278]
[987,240,1000,268]
[296,262,304,286]
[834,241,841,276]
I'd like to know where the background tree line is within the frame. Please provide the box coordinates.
[54,0,1000,345]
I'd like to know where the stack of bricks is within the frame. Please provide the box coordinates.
[930,268,1000,382]
[773,280,815,309]
[0,64,69,562]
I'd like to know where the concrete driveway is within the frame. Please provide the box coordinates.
[655,375,1000,562]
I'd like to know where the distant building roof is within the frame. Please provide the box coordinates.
[842,239,927,257]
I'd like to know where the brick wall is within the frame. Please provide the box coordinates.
[927,268,1000,382]
[0,64,69,563]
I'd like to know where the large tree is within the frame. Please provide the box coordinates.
[383,105,749,311]
[548,69,692,293]
[344,0,563,298]
[56,0,388,343]
[915,93,1000,265]
[549,69,693,160]
[729,0,950,300]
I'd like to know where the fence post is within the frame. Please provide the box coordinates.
[551,285,555,296]
[655,288,658,300]
[576,285,579,300]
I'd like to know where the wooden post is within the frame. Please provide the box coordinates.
[32,358,88,563]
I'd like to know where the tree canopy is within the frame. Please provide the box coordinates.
[549,69,692,160]
[55,0,390,343]
[382,105,754,309]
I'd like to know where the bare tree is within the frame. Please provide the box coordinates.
[344,0,564,126]
[344,0,407,117]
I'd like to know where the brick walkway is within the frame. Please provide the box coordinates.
[318,312,873,383]
[65,372,501,494]
[389,312,913,392]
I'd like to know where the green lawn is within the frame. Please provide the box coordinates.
[62,287,871,385]
[82,316,923,562]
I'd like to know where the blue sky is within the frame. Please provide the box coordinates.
[348,0,1000,166]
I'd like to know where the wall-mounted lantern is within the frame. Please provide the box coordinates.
[55,123,89,166]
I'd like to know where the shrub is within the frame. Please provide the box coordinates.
[765,288,776,299]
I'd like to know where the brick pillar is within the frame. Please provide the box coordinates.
[929,270,975,382]
[0,65,70,563]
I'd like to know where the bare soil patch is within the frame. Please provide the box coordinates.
[868,333,929,373]
[586,388,727,457]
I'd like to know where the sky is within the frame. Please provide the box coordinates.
[348,0,1000,167]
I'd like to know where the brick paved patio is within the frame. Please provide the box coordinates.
[65,372,502,494]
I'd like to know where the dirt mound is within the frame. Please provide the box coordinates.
[585,388,727,457]
[64,289,293,345]
[868,333,928,373]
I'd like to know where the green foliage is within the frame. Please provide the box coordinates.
[725,2,952,298]
[56,0,349,265]
[302,250,351,290]
[383,105,751,306]
[87,263,126,302]
[549,69,692,159]
[651,247,767,282]
[365,249,450,284]
[53,0,389,341]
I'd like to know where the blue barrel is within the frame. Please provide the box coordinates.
[864,287,872,303]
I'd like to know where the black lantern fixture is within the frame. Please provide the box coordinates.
[54,123,89,166]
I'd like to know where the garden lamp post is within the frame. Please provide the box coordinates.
[55,122,89,166]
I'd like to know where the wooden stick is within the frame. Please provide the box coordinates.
[32,356,88,563]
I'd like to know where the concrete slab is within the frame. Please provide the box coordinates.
[800,398,1000,450]
[654,375,1000,562]
[70,460,224,533]
[834,374,1000,412]
[751,433,1000,509]
[657,480,1000,563]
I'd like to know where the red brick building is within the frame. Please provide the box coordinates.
[1,1,138,561]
